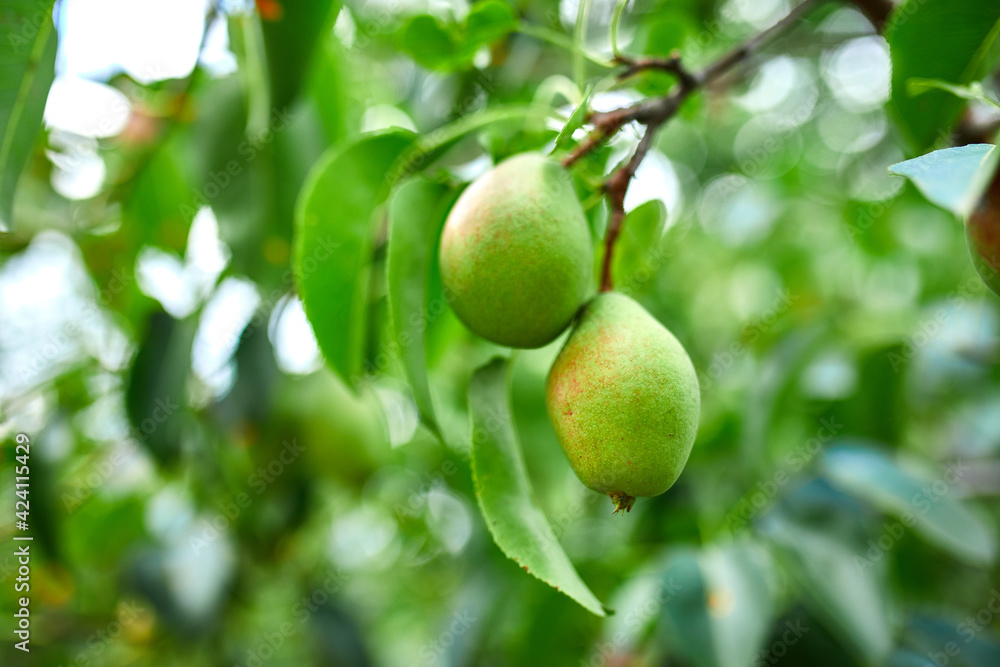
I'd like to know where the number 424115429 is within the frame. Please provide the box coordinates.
[14,433,29,526]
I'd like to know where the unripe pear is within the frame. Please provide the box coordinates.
[439,153,593,348]
[546,293,700,513]
[966,167,1000,298]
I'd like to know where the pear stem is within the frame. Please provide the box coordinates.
[609,492,635,514]
[563,0,826,292]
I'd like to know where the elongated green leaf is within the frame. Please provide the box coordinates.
[610,0,629,55]
[657,542,776,667]
[126,311,195,466]
[391,104,549,184]
[699,542,775,667]
[886,0,1000,151]
[656,551,712,663]
[0,0,56,230]
[903,616,1000,667]
[572,0,590,89]
[469,358,608,616]
[760,512,893,666]
[294,130,414,386]
[387,178,457,439]
[258,0,341,111]
[822,445,996,565]
[613,199,666,289]
[598,559,677,659]
[307,32,354,144]
[552,84,591,154]
[889,144,997,216]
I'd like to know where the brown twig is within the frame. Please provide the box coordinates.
[613,52,697,87]
[562,0,826,292]
[599,125,656,291]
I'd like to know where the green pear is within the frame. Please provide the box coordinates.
[438,153,593,348]
[546,293,700,513]
[271,370,388,483]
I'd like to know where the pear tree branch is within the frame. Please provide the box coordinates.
[562,0,826,292]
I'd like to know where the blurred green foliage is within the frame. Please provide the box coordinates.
[1,0,1000,666]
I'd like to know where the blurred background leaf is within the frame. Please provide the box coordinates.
[1,0,1000,664]
[0,0,56,230]
[293,129,412,386]
[886,0,1000,151]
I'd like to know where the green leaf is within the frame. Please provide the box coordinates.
[658,542,776,667]
[599,561,674,657]
[125,311,195,466]
[655,551,712,662]
[392,104,549,184]
[572,0,591,89]
[610,0,630,56]
[902,617,1000,666]
[0,0,56,231]
[123,142,192,251]
[258,0,342,111]
[469,358,608,616]
[907,78,1000,110]
[889,143,998,216]
[294,130,414,386]
[698,542,776,667]
[613,199,667,289]
[386,178,457,440]
[637,11,697,57]
[760,513,893,666]
[227,12,269,134]
[821,445,996,565]
[552,84,591,154]
[400,2,515,71]
[463,0,517,52]
[400,15,459,70]
[886,0,1000,151]
[516,22,614,70]
[307,31,355,144]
